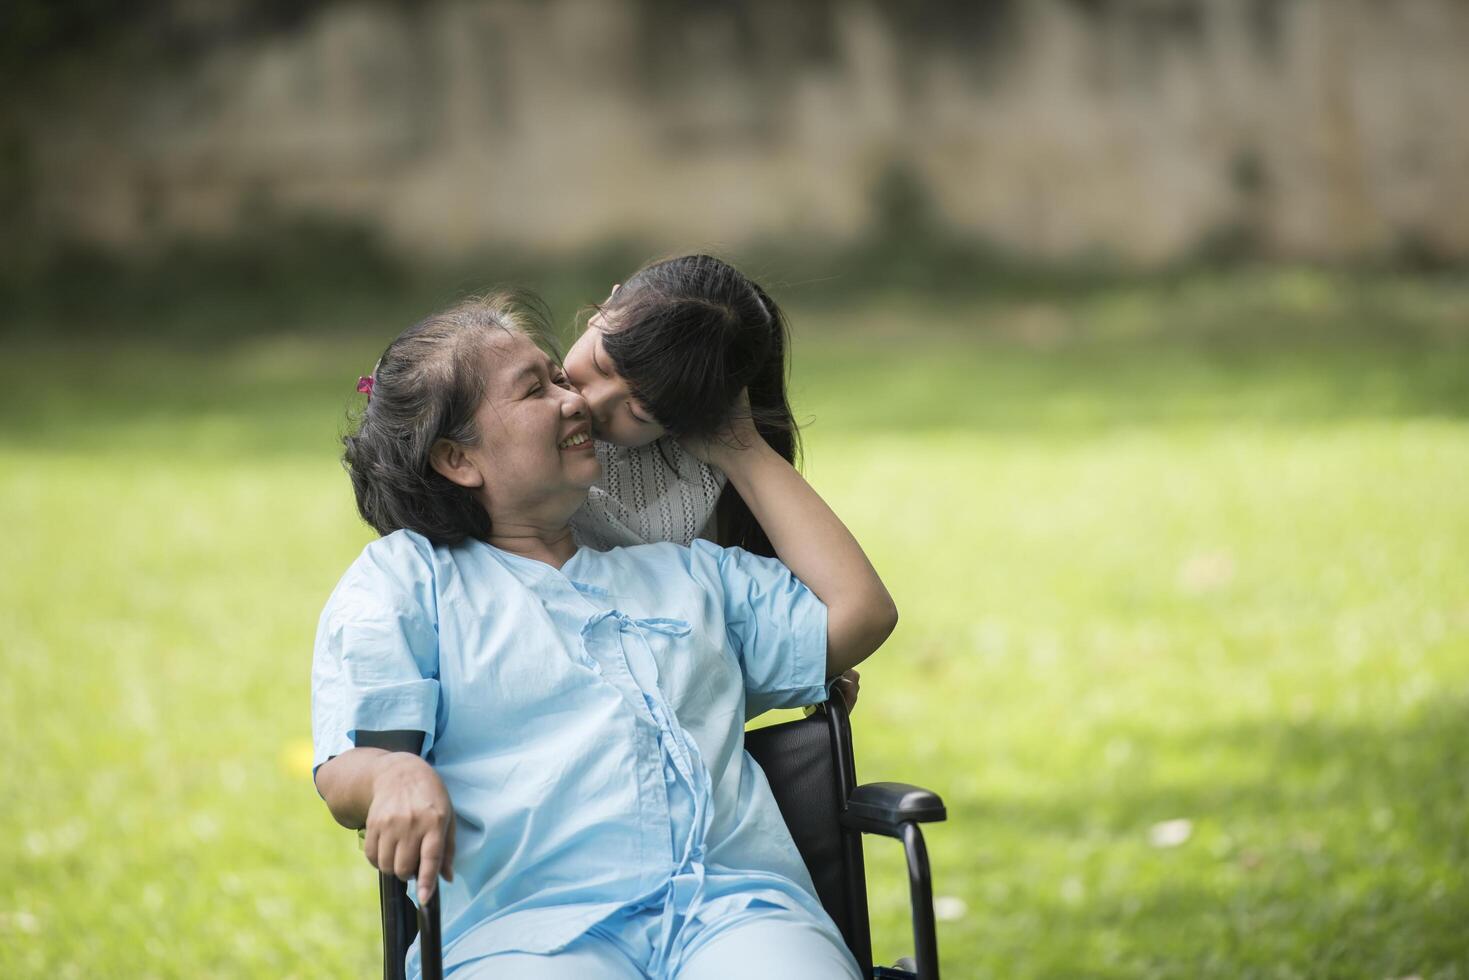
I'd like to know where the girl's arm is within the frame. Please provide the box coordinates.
[315,746,456,904]
[687,403,898,678]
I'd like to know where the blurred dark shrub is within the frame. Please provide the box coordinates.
[6,174,1463,343]
[1,214,407,339]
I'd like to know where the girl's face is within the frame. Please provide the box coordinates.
[563,304,668,448]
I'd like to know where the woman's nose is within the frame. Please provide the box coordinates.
[559,384,590,420]
[576,381,611,425]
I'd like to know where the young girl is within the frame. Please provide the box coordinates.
[312,292,896,978]
[563,254,795,557]
[563,255,859,707]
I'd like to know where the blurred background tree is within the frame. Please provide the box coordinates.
[4,0,1468,337]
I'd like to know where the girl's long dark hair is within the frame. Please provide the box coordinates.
[599,254,799,557]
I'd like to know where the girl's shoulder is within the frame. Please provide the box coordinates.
[596,435,713,481]
[577,437,727,548]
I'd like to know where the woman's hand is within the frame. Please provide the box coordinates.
[362,753,457,904]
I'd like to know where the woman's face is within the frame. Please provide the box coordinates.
[441,330,600,520]
[563,302,668,449]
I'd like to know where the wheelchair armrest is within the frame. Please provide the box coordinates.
[840,783,946,980]
[840,782,946,837]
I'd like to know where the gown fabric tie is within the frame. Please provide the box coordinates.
[579,611,714,974]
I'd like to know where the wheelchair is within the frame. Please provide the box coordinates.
[361,696,947,979]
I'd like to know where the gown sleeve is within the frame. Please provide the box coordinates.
[688,539,830,718]
[311,530,443,778]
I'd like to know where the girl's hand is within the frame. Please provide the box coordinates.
[832,668,861,713]
[680,389,764,468]
[362,753,456,904]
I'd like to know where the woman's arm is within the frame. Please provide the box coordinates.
[688,404,898,678]
[315,747,456,904]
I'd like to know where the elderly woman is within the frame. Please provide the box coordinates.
[311,293,897,979]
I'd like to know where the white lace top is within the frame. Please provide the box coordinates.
[569,438,728,550]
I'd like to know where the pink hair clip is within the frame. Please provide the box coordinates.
[356,375,375,396]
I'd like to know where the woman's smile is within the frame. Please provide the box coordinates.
[558,426,593,451]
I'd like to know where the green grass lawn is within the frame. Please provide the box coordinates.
[2,267,1468,978]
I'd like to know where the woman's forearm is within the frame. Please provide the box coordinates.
[315,746,457,902]
[314,746,396,829]
[716,440,897,676]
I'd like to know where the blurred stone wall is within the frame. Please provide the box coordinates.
[27,0,1469,264]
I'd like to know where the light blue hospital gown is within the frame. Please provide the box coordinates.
[312,530,861,979]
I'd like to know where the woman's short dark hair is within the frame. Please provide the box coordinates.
[598,254,800,557]
[343,291,557,544]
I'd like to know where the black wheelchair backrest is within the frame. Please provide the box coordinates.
[743,700,873,972]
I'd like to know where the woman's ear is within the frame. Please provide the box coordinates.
[430,439,484,489]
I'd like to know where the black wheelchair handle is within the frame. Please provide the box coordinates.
[418,888,442,980]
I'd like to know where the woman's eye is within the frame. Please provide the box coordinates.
[553,373,573,389]
[526,384,543,398]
